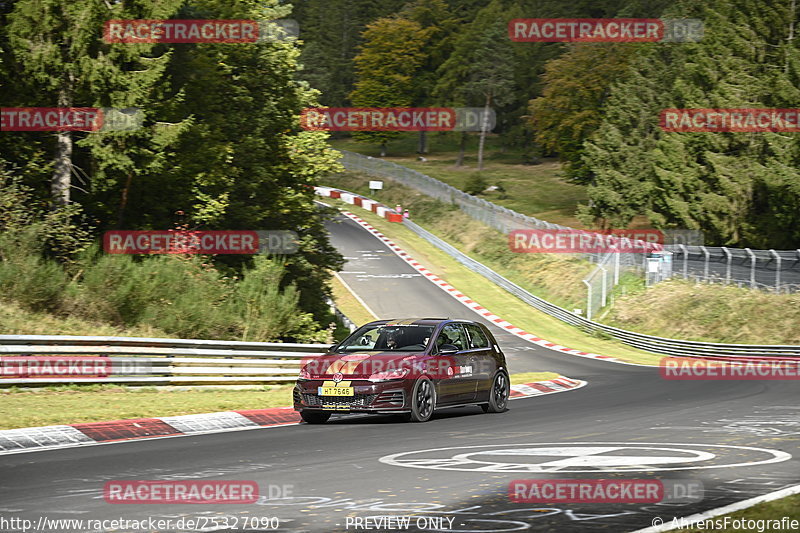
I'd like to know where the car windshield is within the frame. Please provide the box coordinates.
[336,325,435,352]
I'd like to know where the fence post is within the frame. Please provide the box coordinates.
[600,266,608,307]
[721,247,732,284]
[700,246,710,281]
[770,249,781,291]
[679,244,688,279]
[583,279,593,321]
[745,248,756,288]
[614,252,620,285]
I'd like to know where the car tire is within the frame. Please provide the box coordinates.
[300,410,331,424]
[403,377,436,423]
[481,371,510,413]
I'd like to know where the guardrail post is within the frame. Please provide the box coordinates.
[721,247,732,284]
[700,246,710,281]
[745,248,756,288]
[770,249,781,291]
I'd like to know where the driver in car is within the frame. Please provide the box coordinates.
[386,329,401,350]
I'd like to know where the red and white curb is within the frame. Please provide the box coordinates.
[0,378,582,456]
[0,407,299,456]
[334,208,644,367]
[315,186,404,223]
[510,376,586,399]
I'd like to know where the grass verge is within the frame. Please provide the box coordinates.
[330,273,377,327]
[509,372,560,385]
[606,280,800,345]
[0,384,294,430]
[680,494,800,531]
[0,372,565,430]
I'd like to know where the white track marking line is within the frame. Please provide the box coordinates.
[630,483,800,532]
[333,272,379,320]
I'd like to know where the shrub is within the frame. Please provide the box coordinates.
[464,172,488,195]
[0,232,68,312]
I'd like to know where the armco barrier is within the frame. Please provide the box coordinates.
[0,335,329,387]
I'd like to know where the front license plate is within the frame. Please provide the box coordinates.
[318,386,354,396]
[322,405,350,411]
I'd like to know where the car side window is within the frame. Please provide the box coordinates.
[465,324,489,349]
[346,327,381,349]
[437,323,468,351]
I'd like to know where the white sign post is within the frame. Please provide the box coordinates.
[369,180,383,195]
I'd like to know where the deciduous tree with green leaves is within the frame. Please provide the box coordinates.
[349,16,432,156]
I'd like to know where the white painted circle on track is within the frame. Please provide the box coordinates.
[379,442,791,473]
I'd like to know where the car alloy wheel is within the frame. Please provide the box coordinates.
[404,377,435,422]
[482,371,509,413]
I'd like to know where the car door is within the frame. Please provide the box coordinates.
[433,323,477,404]
[464,323,496,400]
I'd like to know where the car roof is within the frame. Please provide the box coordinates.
[364,318,477,327]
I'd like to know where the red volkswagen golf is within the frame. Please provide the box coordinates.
[293,318,510,423]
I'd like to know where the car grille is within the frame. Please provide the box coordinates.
[302,394,378,408]
[293,389,302,404]
[376,391,404,405]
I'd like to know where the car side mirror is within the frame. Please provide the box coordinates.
[439,344,459,355]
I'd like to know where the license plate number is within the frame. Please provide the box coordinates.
[318,386,354,396]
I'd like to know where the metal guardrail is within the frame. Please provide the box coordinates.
[670,245,800,291]
[0,335,329,387]
[402,220,800,359]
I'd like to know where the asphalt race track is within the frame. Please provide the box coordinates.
[0,213,797,533]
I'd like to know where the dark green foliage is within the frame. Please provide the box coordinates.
[464,173,488,195]
[579,0,800,247]
[1,0,345,327]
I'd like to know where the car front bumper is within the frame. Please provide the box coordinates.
[293,379,410,413]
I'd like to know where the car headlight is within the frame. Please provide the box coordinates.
[368,368,410,382]
[297,367,312,381]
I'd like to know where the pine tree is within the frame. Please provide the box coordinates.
[5,0,183,208]
[580,0,800,247]
[434,0,515,169]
